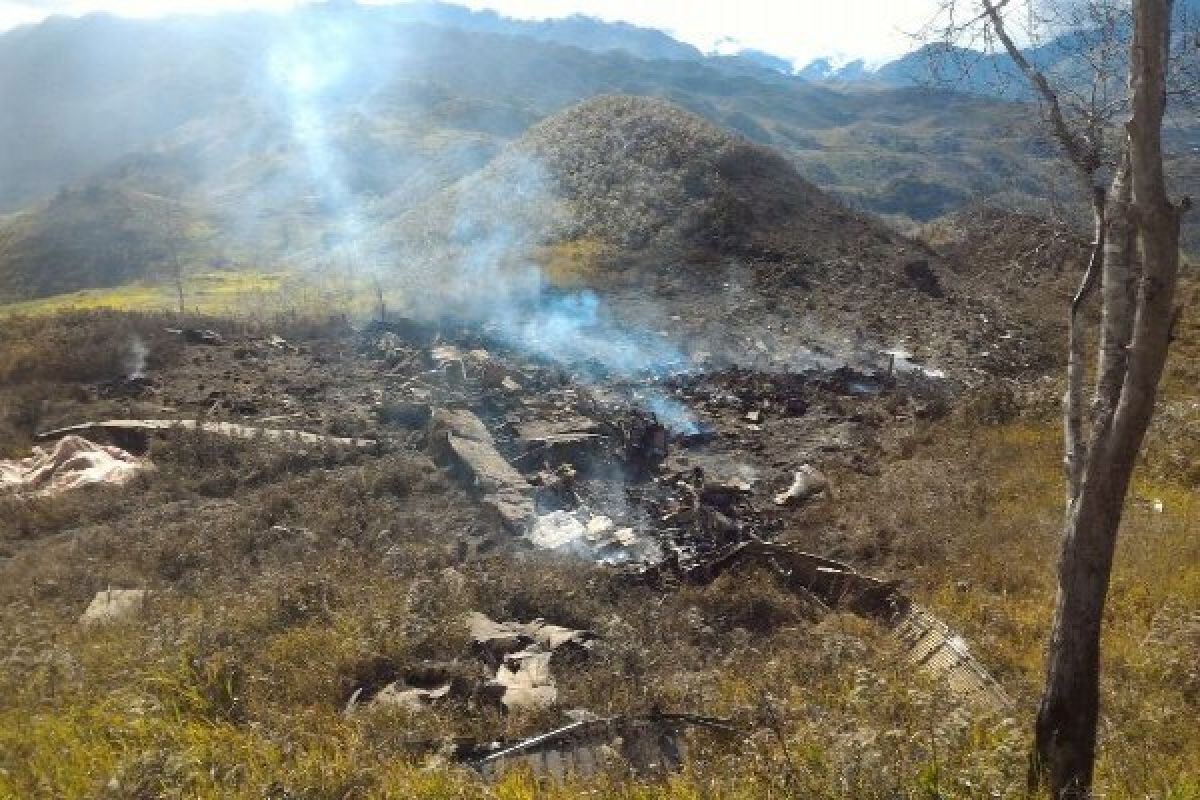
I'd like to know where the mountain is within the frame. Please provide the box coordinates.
[730,48,794,74]
[1,1,1192,303]
[798,57,870,82]
[371,2,705,62]
[396,95,901,263]
[0,4,706,214]
[822,0,1200,95]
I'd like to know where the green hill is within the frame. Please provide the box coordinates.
[0,186,215,303]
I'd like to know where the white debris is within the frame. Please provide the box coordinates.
[369,683,453,711]
[79,589,151,626]
[586,515,614,537]
[529,511,654,563]
[0,435,152,497]
[467,612,597,711]
[492,651,558,709]
[884,347,947,379]
[774,464,831,506]
[530,510,588,550]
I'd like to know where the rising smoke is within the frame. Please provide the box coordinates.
[125,336,149,380]
[264,11,701,432]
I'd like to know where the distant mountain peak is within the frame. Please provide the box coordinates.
[797,56,872,81]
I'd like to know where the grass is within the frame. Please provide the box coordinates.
[0,271,286,318]
[0,310,1197,798]
[538,237,612,287]
[0,269,429,331]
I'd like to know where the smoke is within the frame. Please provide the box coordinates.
[381,150,703,432]
[639,390,700,435]
[125,336,148,380]
[259,11,701,433]
[266,14,372,267]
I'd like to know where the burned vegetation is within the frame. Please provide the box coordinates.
[0,275,1123,799]
[0,304,1015,790]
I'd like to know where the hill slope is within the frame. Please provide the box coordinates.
[394,95,906,268]
[5,2,1191,304]
[0,186,215,303]
[388,96,1057,376]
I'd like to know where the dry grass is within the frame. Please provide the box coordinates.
[0,310,1197,798]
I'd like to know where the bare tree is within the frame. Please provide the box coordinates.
[924,0,1191,795]
[143,196,192,316]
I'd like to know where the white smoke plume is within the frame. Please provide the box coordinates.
[125,336,149,380]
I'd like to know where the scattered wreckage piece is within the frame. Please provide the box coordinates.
[467,612,596,656]
[345,614,595,715]
[489,650,558,709]
[346,661,486,714]
[164,327,224,346]
[528,511,651,563]
[369,682,453,711]
[427,409,535,534]
[773,464,831,506]
[79,588,152,626]
[35,420,376,453]
[514,418,605,471]
[469,712,741,781]
[430,343,519,389]
[890,604,1011,710]
[641,541,1010,709]
[266,333,298,352]
[467,612,596,711]
[1,435,153,496]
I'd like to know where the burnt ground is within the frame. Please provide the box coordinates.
[2,299,1197,796]
[12,314,962,570]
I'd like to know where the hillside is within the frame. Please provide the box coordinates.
[0,186,216,303]
[386,96,1059,379]
[0,3,1097,305]
[398,96,897,262]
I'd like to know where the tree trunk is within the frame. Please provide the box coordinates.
[1033,444,1132,795]
[1034,1,1184,795]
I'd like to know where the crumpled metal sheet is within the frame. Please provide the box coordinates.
[36,419,376,450]
[1,435,153,496]
[637,540,1010,710]
[467,612,597,710]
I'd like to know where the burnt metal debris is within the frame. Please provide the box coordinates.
[354,318,1010,716]
[164,327,225,346]
[63,315,1007,781]
[35,419,377,453]
[637,540,1011,710]
[468,712,741,780]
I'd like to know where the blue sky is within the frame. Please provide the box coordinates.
[0,0,941,66]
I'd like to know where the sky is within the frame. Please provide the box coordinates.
[0,0,941,66]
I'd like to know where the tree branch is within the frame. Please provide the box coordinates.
[1064,186,1106,500]
[981,0,1104,182]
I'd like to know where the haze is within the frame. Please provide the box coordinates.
[0,0,940,66]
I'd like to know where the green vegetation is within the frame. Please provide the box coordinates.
[0,272,281,317]
[0,271,409,323]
